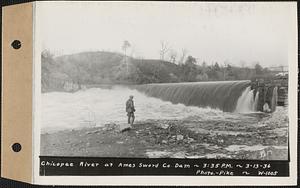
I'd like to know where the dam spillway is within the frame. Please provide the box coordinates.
[134,81,254,112]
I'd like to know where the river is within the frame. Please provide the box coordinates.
[42,85,262,133]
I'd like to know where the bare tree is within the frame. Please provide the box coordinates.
[178,48,188,64]
[168,49,177,64]
[122,40,131,74]
[159,41,170,60]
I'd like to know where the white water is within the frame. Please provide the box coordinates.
[235,86,258,113]
[41,86,256,133]
[253,91,259,111]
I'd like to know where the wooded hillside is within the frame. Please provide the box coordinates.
[41,50,272,92]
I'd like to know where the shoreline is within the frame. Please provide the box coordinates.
[41,108,288,160]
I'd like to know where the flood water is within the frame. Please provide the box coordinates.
[42,86,263,133]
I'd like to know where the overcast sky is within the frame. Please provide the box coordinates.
[37,2,295,67]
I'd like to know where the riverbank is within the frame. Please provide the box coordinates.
[41,107,288,160]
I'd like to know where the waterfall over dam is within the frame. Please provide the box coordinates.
[134,81,256,112]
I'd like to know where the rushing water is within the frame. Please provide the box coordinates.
[42,84,262,133]
[134,81,250,112]
[235,86,259,113]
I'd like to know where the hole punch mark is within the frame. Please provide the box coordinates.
[12,143,22,152]
[11,40,21,49]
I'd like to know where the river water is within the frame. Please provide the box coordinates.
[42,85,263,133]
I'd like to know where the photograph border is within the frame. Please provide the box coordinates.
[31,1,298,186]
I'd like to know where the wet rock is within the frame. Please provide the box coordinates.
[149,138,156,143]
[86,129,101,135]
[187,137,194,143]
[140,140,147,145]
[189,144,197,150]
[176,135,184,141]
[146,150,172,158]
[172,152,186,158]
[72,143,79,147]
[93,130,101,134]
[159,123,170,129]
[119,124,132,132]
[105,123,117,127]
[103,123,118,131]
[156,137,164,144]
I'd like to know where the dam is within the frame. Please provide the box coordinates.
[134,80,279,113]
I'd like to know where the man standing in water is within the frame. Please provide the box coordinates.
[126,95,135,126]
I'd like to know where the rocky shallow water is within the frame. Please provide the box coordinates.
[41,106,288,160]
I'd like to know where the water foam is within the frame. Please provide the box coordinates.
[42,82,263,132]
[42,86,240,133]
[235,86,258,113]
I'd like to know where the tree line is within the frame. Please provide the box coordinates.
[41,41,274,92]
[121,40,273,82]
